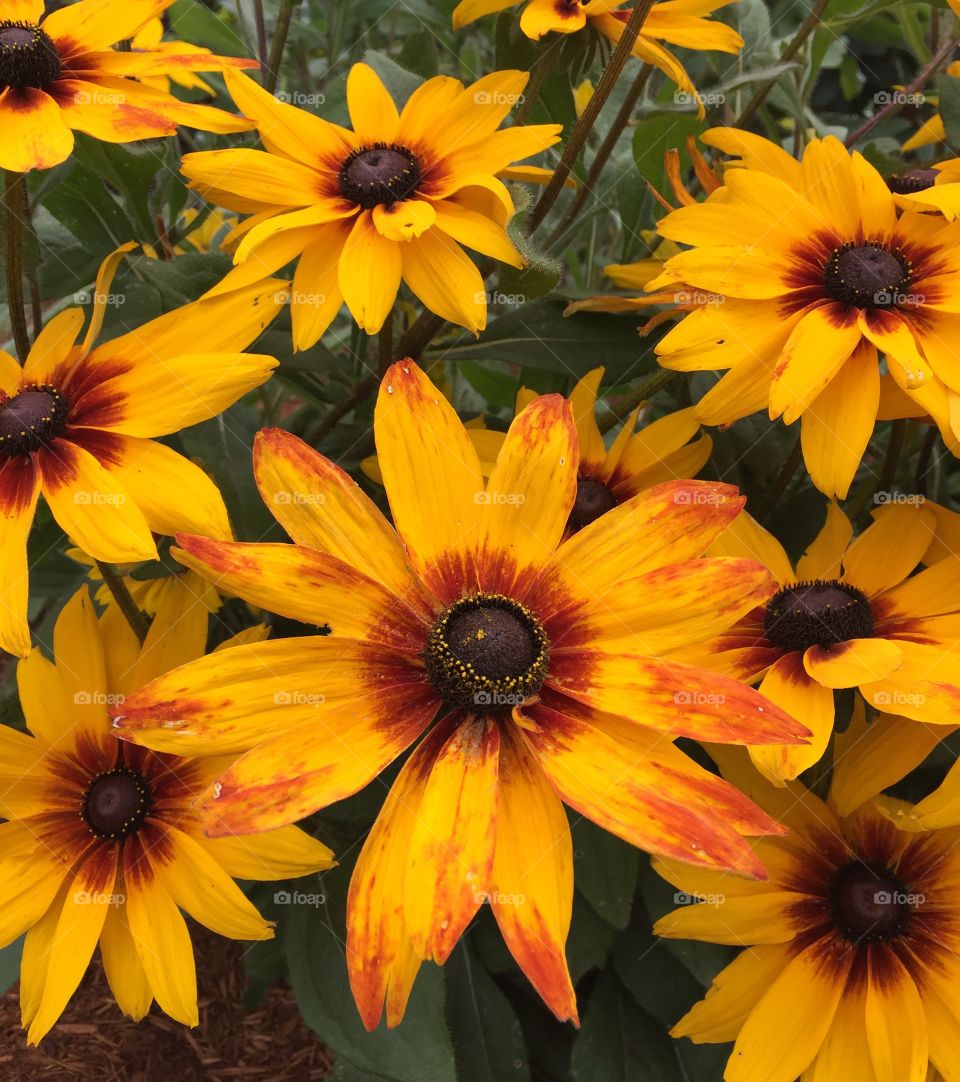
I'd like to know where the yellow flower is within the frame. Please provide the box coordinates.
[654,748,960,1082]
[453,0,744,117]
[678,500,960,784]
[114,359,808,1029]
[2,585,332,1044]
[0,244,283,658]
[182,65,561,349]
[0,0,256,172]
[647,128,960,499]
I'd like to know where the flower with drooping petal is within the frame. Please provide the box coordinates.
[677,500,960,784]
[182,65,561,349]
[654,746,960,1082]
[361,366,712,533]
[452,0,744,118]
[112,359,809,1029]
[0,243,283,657]
[3,585,333,1044]
[0,0,256,172]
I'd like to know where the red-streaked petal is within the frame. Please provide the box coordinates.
[0,458,40,658]
[490,723,577,1023]
[173,534,429,652]
[525,697,767,877]
[404,715,500,963]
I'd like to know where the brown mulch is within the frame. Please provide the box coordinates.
[0,928,335,1080]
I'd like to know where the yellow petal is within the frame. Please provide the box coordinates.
[339,211,401,333]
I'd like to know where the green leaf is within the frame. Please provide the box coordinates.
[284,858,457,1082]
[445,944,531,1082]
[362,50,424,108]
[570,971,685,1082]
[433,298,654,382]
[167,0,250,56]
[937,72,960,147]
[571,818,639,930]
[0,937,23,996]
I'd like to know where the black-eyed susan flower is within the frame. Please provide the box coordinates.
[0,0,256,173]
[113,359,809,1028]
[183,65,561,349]
[653,747,960,1082]
[0,244,282,658]
[2,585,332,1044]
[517,367,712,532]
[452,0,743,116]
[361,365,712,532]
[677,500,960,784]
[646,129,960,499]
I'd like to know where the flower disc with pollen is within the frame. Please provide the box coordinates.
[425,592,550,709]
[828,860,911,944]
[763,579,874,653]
[339,143,422,208]
[81,765,152,841]
[886,168,939,194]
[0,384,70,458]
[0,21,61,89]
[822,242,912,308]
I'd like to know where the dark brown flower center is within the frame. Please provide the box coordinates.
[339,143,422,209]
[82,767,152,841]
[764,579,874,653]
[0,21,61,90]
[829,861,912,943]
[567,478,617,532]
[886,168,939,195]
[424,593,549,710]
[0,384,70,459]
[823,243,912,309]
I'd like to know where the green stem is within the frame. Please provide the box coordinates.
[513,43,562,126]
[733,0,829,129]
[875,419,907,500]
[95,561,150,645]
[756,435,803,524]
[526,0,657,234]
[598,369,679,434]
[4,171,30,363]
[845,34,959,148]
[264,0,300,96]
[548,63,652,247]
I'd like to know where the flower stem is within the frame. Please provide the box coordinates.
[756,434,803,524]
[598,368,679,434]
[733,0,829,128]
[253,0,269,83]
[548,63,652,247]
[513,42,563,125]
[526,0,657,234]
[265,0,300,96]
[4,171,31,364]
[95,561,150,645]
[844,33,960,148]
